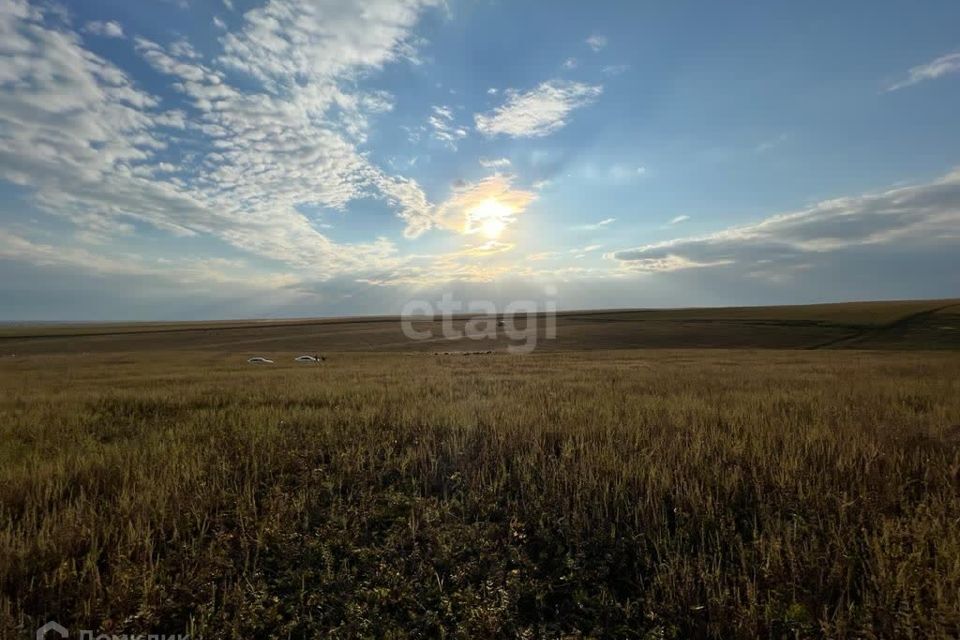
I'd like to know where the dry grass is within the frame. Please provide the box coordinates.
[2,349,959,638]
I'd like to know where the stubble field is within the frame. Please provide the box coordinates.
[2,339,959,638]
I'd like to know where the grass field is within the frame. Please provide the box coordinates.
[2,298,958,355]
[2,301,959,638]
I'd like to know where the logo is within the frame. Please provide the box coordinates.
[400,288,558,354]
[36,621,68,640]
[33,621,188,640]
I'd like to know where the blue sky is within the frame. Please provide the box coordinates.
[1,0,958,320]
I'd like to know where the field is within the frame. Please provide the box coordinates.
[2,298,958,355]
[2,300,960,638]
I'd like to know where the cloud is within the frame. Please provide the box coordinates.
[428,104,467,147]
[888,51,960,91]
[475,80,602,138]
[614,253,732,273]
[668,215,689,225]
[575,217,615,231]
[458,240,515,257]
[527,251,561,261]
[376,173,434,239]
[0,0,442,279]
[0,232,299,291]
[217,0,439,88]
[356,236,525,286]
[756,133,789,153]
[613,170,960,272]
[570,243,602,258]
[562,57,577,70]
[479,157,511,169]
[585,34,607,52]
[0,9,199,236]
[373,172,539,242]
[581,164,646,184]
[83,20,124,38]
[169,37,201,60]
[431,174,537,236]
[601,64,629,76]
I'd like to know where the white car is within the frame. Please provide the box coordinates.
[295,354,326,362]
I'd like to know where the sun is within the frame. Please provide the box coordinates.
[480,217,507,239]
[468,198,514,239]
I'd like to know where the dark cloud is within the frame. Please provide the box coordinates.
[613,170,960,279]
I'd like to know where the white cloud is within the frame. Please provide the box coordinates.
[614,253,731,273]
[0,232,299,291]
[888,51,960,91]
[427,104,467,147]
[562,57,577,70]
[601,64,629,76]
[83,20,124,38]
[571,243,602,253]
[668,215,689,225]
[0,0,443,277]
[574,217,615,231]
[424,174,537,237]
[218,0,439,89]
[475,80,602,138]
[169,37,201,60]
[585,34,607,52]
[479,157,511,169]
[376,173,434,239]
[613,170,960,272]
[526,251,560,261]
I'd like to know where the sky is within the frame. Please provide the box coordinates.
[0,0,958,321]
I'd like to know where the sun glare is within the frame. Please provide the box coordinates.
[481,217,507,239]
[468,198,514,239]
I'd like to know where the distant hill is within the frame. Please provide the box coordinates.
[1,299,958,354]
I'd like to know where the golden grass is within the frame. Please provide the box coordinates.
[1,349,959,638]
